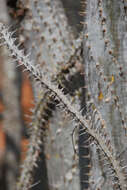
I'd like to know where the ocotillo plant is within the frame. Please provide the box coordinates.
[84,0,127,189]
[0,0,127,190]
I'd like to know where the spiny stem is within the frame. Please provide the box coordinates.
[17,92,56,190]
[0,22,126,190]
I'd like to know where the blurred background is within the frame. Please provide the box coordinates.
[0,0,83,189]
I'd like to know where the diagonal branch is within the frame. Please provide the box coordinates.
[0,22,126,190]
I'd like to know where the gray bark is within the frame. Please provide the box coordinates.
[0,1,22,190]
[84,0,127,189]
[19,0,81,189]
[1,0,127,190]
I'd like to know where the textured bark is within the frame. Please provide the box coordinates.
[84,0,127,189]
[19,0,81,189]
[1,0,127,190]
[20,0,75,74]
